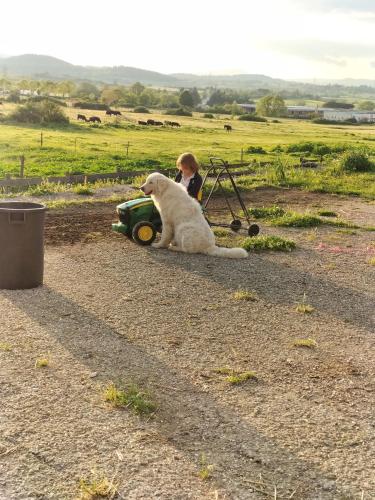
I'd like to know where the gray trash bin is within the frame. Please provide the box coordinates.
[0,202,47,290]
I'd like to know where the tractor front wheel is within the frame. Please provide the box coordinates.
[132,221,157,245]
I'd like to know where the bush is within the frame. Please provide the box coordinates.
[133,106,150,113]
[246,146,267,154]
[286,141,347,156]
[203,113,214,118]
[7,90,20,103]
[164,107,192,117]
[28,96,67,107]
[238,114,267,122]
[8,100,69,124]
[73,102,109,110]
[312,118,359,125]
[338,150,374,172]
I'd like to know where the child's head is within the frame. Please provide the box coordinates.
[176,152,199,176]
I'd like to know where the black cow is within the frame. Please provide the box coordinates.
[164,120,173,126]
[154,121,164,126]
[77,114,88,122]
[138,120,147,125]
[224,124,232,132]
[88,116,101,123]
[106,109,122,116]
[171,121,181,127]
[146,119,155,125]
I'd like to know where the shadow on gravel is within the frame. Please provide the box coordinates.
[3,284,345,500]
[146,248,375,333]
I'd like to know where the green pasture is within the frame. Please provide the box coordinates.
[0,103,375,198]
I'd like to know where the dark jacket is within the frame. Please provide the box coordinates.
[175,171,203,201]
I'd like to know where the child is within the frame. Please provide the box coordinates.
[175,152,203,202]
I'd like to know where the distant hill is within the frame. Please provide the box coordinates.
[1,54,375,95]
[0,54,179,86]
[0,54,301,89]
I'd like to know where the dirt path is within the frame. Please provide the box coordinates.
[0,188,374,499]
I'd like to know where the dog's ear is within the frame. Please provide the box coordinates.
[156,176,168,194]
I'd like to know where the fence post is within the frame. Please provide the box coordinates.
[40,132,43,148]
[19,155,25,178]
[126,141,130,157]
[240,148,244,163]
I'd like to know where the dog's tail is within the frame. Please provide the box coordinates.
[206,245,248,259]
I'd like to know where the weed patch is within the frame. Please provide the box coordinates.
[104,382,156,415]
[242,235,296,252]
[293,338,317,348]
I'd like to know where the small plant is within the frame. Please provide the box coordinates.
[242,235,296,252]
[295,294,314,314]
[133,106,149,113]
[293,338,317,348]
[0,342,12,351]
[214,367,258,385]
[318,210,337,217]
[73,185,94,196]
[246,146,267,154]
[203,113,214,118]
[35,357,49,368]
[248,205,286,219]
[198,454,213,481]
[233,289,258,301]
[104,382,156,415]
[78,473,118,499]
[368,257,375,266]
[227,371,257,385]
[271,213,322,228]
[212,227,231,237]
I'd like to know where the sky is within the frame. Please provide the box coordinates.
[1,0,375,80]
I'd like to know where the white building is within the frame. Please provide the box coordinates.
[322,109,375,123]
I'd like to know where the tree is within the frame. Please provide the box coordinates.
[74,82,100,99]
[179,89,194,107]
[256,94,286,117]
[190,87,201,106]
[322,101,354,109]
[357,100,375,111]
[101,86,124,105]
[131,82,145,96]
[57,80,76,98]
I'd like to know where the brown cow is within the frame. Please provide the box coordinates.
[88,116,101,123]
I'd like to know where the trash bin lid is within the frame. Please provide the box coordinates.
[0,202,46,212]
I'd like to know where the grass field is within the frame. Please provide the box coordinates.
[1,102,375,198]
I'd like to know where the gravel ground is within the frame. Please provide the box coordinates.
[0,188,374,499]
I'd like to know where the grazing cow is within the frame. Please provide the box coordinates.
[171,121,181,127]
[164,120,173,126]
[106,109,122,116]
[154,120,164,126]
[138,120,147,125]
[88,116,101,123]
[224,124,232,132]
[77,114,88,122]
[146,119,155,125]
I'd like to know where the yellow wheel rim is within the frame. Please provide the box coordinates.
[138,225,153,241]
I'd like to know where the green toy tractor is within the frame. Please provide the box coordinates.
[112,197,162,245]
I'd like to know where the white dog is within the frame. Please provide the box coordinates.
[140,173,248,258]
